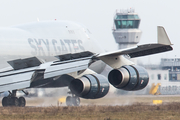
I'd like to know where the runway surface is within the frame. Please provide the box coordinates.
[0,94,180,120]
[1,94,180,107]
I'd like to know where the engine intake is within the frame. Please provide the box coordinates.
[108,65,149,91]
[69,74,109,99]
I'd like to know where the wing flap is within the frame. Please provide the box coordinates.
[0,71,34,92]
[43,58,91,79]
[55,51,93,61]
[8,57,42,70]
[0,81,30,93]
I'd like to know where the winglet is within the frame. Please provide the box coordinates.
[158,26,172,45]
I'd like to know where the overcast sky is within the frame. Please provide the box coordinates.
[0,0,178,64]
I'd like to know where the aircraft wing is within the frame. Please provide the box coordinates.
[0,53,93,92]
[97,26,173,68]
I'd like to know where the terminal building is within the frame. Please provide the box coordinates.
[142,58,180,95]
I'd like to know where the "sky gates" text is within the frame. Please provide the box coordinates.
[28,38,85,56]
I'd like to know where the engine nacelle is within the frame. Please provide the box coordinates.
[108,65,149,91]
[69,74,109,99]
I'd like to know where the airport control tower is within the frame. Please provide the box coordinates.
[112,9,142,49]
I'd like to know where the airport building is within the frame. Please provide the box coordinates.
[142,58,180,95]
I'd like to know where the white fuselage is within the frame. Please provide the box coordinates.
[0,20,104,68]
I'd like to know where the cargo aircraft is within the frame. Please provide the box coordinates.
[0,20,172,107]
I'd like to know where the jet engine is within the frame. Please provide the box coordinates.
[69,74,109,99]
[108,65,149,91]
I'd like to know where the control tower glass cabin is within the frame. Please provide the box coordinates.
[112,12,142,49]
